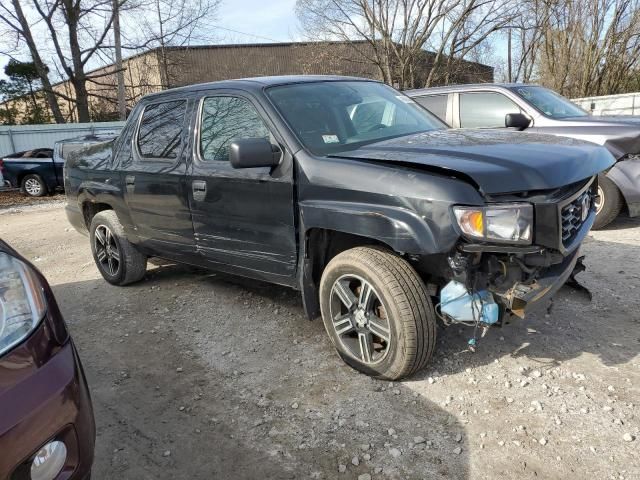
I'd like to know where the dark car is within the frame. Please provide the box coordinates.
[0,240,95,479]
[406,83,640,229]
[65,76,613,380]
[0,148,60,197]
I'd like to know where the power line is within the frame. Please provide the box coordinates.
[212,25,282,43]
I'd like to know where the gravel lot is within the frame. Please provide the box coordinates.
[1,199,638,480]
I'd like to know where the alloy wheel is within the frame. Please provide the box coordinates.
[594,186,605,214]
[329,274,391,365]
[94,225,120,276]
[24,178,42,196]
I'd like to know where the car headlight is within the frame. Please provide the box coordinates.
[0,252,47,356]
[453,203,533,244]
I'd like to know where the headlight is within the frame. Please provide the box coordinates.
[453,203,533,244]
[0,252,47,356]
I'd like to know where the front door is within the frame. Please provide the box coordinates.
[188,93,297,284]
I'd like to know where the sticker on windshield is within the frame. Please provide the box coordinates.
[322,134,340,143]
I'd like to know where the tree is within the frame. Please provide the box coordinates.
[0,0,66,123]
[296,0,515,89]
[506,0,640,97]
[4,60,48,122]
[0,61,51,124]
[0,79,20,124]
[123,0,220,88]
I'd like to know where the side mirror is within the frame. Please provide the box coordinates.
[229,138,282,169]
[505,112,531,130]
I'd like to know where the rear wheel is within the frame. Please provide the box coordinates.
[593,174,623,229]
[319,246,436,380]
[90,210,147,285]
[21,174,47,197]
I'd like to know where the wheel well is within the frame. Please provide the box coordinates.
[82,202,113,228]
[305,229,388,285]
[301,228,390,319]
[17,171,39,185]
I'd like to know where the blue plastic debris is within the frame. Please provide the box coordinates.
[440,280,499,325]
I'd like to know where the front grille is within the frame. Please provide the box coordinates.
[560,190,592,246]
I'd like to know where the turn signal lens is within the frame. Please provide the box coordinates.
[454,209,484,238]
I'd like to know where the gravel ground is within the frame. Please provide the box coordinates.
[1,201,638,480]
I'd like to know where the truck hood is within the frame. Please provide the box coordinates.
[331,129,615,195]
[536,116,640,158]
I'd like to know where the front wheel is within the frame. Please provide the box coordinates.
[89,210,147,285]
[21,174,48,197]
[319,246,436,380]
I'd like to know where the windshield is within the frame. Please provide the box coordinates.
[267,81,445,155]
[511,86,588,119]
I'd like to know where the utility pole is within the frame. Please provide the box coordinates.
[507,28,512,83]
[113,0,126,120]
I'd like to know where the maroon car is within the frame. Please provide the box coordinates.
[0,240,95,480]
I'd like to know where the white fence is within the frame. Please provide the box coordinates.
[0,121,125,157]
[572,92,640,116]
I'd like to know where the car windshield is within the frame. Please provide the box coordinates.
[511,86,588,119]
[267,81,445,155]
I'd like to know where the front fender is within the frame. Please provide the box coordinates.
[299,200,457,255]
[607,158,640,217]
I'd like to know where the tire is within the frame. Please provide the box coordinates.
[319,246,436,380]
[89,210,147,285]
[593,174,623,229]
[21,174,48,197]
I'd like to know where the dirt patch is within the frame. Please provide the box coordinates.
[0,190,66,211]
[1,206,638,479]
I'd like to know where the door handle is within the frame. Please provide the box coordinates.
[125,175,135,193]
[192,180,207,201]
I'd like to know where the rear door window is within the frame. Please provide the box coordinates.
[199,96,271,162]
[136,100,187,160]
[414,95,448,122]
[459,92,521,128]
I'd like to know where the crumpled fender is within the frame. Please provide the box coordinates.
[607,158,640,217]
[299,200,458,255]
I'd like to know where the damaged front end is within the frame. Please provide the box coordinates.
[435,176,598,344]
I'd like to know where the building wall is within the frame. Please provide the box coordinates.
[1,42,493,123]
[164,42,382,88]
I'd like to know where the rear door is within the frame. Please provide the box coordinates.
[188,91,297,283]
[121,97,196,260]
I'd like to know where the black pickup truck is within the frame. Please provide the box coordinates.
[65,76,613,380]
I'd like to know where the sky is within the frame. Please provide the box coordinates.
[215,0,301,43]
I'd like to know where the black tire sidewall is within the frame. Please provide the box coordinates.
[21,174,47,197]
[90,214,127,285]
[320,257,406,378]
[594,174,623,229]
